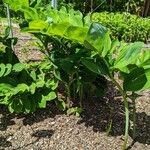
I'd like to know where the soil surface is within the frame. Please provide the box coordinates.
[0,21,150,150]
[0,90,150,150]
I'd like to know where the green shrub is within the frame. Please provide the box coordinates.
[92,12,150,43]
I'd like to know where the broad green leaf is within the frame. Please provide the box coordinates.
[45,79,58,90]
[13,63,26,72]
[114,42,144,69]
[109,40,120,54]
[136,49,150,69]
[29,83,37,94]
[68,9,84,27]
[46,22,71,37]
[0,64,6,77]
[38,91,56,108]
[0,83,14,96]
[141,69,150,90]
[101,32,111,57]
[81,58,109,75]
[0,96,9,104]
[30,70,36,81]
[40,62,52,70]
[84,23,111,56]
[4,64,12,76]
[29,20,48,31]
[20,7,89,43]
[21,6,39,20]
[81,58,101,75]
[65,26,88,43]
[30,0,42,8]
[13,84,29,94]
[123,67,147,91]
[4,0,29,11]
[36,80,45,88]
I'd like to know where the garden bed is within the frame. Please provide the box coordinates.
[0,88,150,150]
[0,18,150,150]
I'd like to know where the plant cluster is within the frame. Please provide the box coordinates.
[92,12,150,43]
[0,27,57,113]
[2,0,150,149]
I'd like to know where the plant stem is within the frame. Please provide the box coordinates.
[132,98,136,140]
[6,4,14,62]
[65,84,71,108]
[122,94,129,150]
[111,76,129,150]
[6,4,13,38]
[79,84,83,107]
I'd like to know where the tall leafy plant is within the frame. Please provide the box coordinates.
[24,11,150,150]
[82,23,150,149]
[3,0,107,113]
[19,4,107,108]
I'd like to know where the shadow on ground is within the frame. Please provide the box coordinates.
[14,129,55,150]
[0,103,57,149]
[0,106,16,131]
[31,129,54,138]
[77,90,150,148]
[0,136,12,148]
[0,102,63,130]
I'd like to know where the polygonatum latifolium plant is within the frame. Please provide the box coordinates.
[3,1,150,149]
[0,26,58,113]
[24,14,150,150]
[13,2,107,107]
[0,60,58,113]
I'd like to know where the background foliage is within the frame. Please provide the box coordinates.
[59,0,148,16]
[92,12,150,43]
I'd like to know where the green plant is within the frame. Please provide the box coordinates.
[3,1,107,112]
[92,12,150,43]
[23,14,150,150]
[0,61,58,113]
[18,4,107,108]
[0,26,57,113]
[81,23,150,150]
[3,1,150,149]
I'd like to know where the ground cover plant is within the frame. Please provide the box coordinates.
[1,0,150,149]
